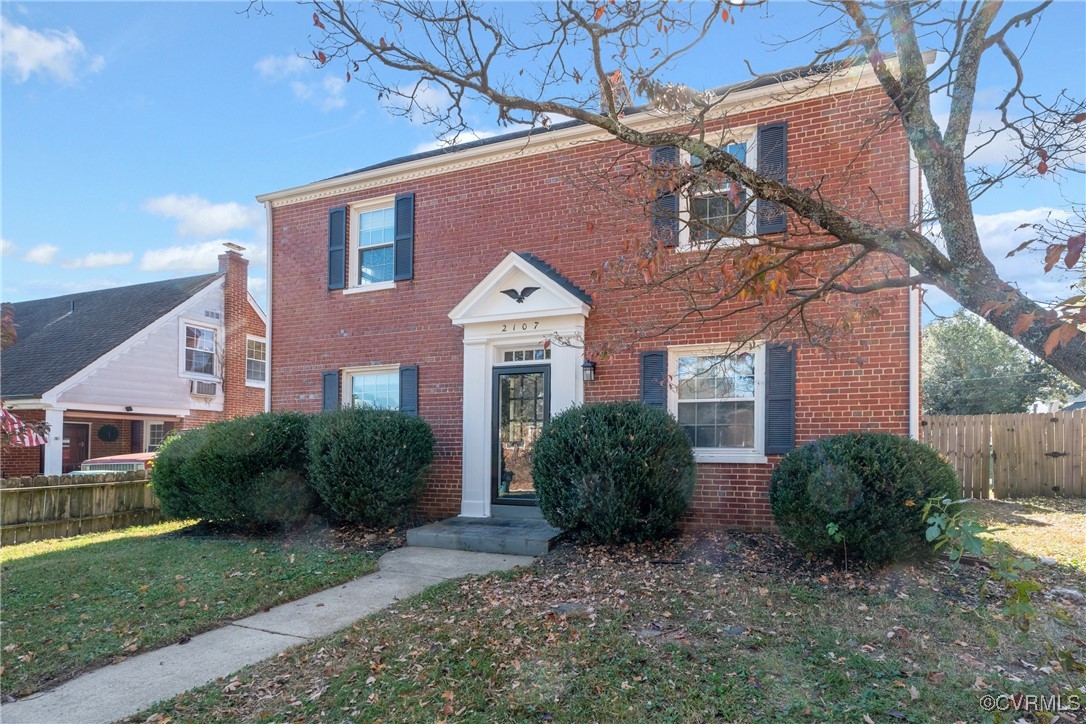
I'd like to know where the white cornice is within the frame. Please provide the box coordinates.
[257,60,895,209]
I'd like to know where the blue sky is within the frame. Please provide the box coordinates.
[2,1,1083,319]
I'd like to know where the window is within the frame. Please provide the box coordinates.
[246,337,267,386]
[681,138,756,249]
[146,421,166,452]
[668,344,766,463]
[342,366,400,409]
[351,200,395,288]
[502,347,551,362]
[184,324,217,377]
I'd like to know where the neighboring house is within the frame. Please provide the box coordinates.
[257,62,921,530]
[1064,393,1086,412]
[0,252,267,477]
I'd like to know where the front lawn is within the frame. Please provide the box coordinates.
[1,521,394,697]
[133,499,1086,722]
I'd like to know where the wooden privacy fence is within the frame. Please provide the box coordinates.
[922,411,1084,499]
[0,471,160,545]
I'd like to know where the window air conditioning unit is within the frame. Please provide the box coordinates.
[190,380,218,396]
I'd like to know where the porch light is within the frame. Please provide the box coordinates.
[581,360,596,382]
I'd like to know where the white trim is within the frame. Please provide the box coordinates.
[179,319,222,381]
[247,292,268,326]
[256,61,909,209]
[58,402,190,417]
[908,144,923,440]
[341,364,401,409]
[448,251,590,326]
[263,200,273,414]
[343,281,397,295]
[667,342,767,464]
[245,335,268,388]
[40,280,223,403]
[43,409,65,475]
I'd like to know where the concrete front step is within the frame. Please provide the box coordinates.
[407,516,561,556]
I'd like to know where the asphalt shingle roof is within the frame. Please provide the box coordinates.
[1,273,220,399]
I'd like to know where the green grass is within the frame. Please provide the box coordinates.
[132,500,1086,722]
[0,520,381,696]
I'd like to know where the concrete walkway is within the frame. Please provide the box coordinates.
[2,547,535,724]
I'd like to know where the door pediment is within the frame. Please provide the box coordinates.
[448,252,591,327]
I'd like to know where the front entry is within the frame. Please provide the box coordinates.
[62,423,90,473]
[492,365,550,504]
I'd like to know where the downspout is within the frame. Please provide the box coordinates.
[263,200,273,414]
[908,146,922,440]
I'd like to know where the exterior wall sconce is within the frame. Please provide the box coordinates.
[581,360,596,382]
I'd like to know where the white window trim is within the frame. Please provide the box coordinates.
[677,132,758,252]
[245,335,268,388]
[178,319,221,381]
[667,342,767,464]
[341,363,401,410]
[347,195,399,293]
[145,420,167,453]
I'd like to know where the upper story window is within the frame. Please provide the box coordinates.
[356,204,396,285]
[183,324,217,377]
[683,139,755,249]
[667,344,766,463]
[342,365,400,409]
[246,337,267,386]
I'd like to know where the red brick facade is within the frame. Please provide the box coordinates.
[267,83,915,529]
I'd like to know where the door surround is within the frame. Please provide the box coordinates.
[449,252,590,518]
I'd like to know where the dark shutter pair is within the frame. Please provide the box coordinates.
[639,344,795,453]
[327,193,415,290]
[650,122,788,245]
[322,365,419,416]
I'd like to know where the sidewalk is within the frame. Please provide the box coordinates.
[2,547,535,724]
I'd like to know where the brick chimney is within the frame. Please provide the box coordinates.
[218,250,250,419]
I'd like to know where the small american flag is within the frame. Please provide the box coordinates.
[1,407,47,447]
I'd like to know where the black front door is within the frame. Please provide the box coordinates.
[492,365,550,505]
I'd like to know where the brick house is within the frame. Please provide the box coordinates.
[257,62,921,530]
[1,251,267,477]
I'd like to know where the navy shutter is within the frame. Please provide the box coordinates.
[639,351,667,410]
[322,370,340,411]
[328,206,347,290]
[399,365,419,416]
[130,421,144,454]
[393,193,415,281]
[764,343,796,454]
[756,123,788,235]
[650,147,680,247]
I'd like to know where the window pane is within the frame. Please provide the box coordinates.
[677,403,696,425]
[186,326,215,352]
[675,354,756,450]
[186,349,214,376]
[351,372,399,410]
[358,207,395,248]
[359,246,394,284]
[246,358,266,382]
[695,402,720,425]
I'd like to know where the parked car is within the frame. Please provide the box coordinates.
[74,452,156,474]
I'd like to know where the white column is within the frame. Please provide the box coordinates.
[43,408,65,475]
[460,340,490,517]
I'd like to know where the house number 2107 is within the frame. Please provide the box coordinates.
[501,321,540,332]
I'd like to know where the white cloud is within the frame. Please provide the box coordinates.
[0,17,104,84]
[254,53,308,79]
[139,240,266,273]
[256,52,346,113]
[0,238,14,256]
[22,243,58,264]
[62,251,133,269]
[142,194,263,238]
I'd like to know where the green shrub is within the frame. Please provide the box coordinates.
[532,401,696,544]
[769,432,959,564]
[151,412,314,527]
[307,408,435,527]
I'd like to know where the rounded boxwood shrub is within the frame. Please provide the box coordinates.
[151,412,314,527]
[307,408,435,527]
[532,401,696,544]
[769,432,959,564]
